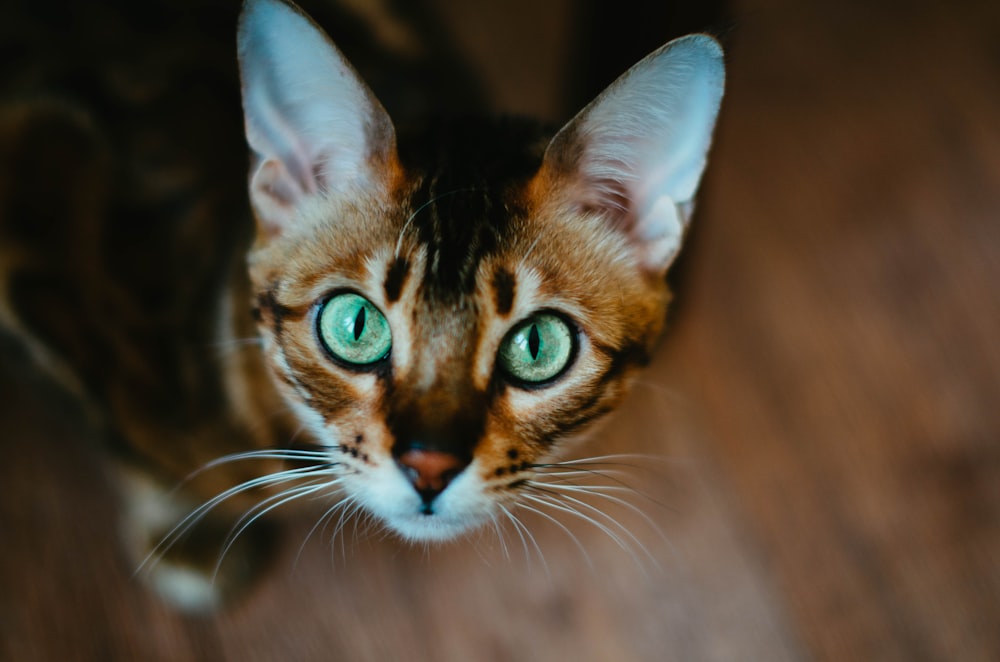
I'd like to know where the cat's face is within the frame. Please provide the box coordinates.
[247,127,671,540]
[238,0,723,541]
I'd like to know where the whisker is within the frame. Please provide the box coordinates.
[535,479,651,506]
[192,448,329,473]
[524,489,659,573]
[332,496,378,559]
[532,481,638,496]
[136,464,333,577]
[394,187,483,258]
[522,492,637,569]
[227,474,339,545]
[213,479,336,581]
[530,467,636,483]
[532,460,674,543]
[513,499,594,572]
[530,460,678,509]
[559,483,680,570]
[516,232,544,271]
[498,504,549,577]
[487,512,512,563]
[322,493,366,564]
[294,493,354,568]
[535,453,700,483]
[530,465,651,504]
[497,504,530,567]
[535,452,678,467]
[168,448,331,503]
[331,496,365,562]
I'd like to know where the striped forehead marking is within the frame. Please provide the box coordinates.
[383,256,410,304]
[491,266,516,316]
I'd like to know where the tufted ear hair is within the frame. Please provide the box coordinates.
[540,35,725,274]
[237,0,397,237]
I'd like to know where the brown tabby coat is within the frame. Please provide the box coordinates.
[0,0,470,604]
[0,0,722,610]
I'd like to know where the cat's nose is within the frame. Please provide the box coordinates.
[395,448,468,506]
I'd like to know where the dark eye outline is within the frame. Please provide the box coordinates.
[496,309,579,390]
[313,289,392,373]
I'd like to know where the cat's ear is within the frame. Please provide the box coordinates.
[539,35,724,274]
[237,0,397,237]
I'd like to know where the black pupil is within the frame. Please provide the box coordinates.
[527,323,540,360]
[353,305,366,341]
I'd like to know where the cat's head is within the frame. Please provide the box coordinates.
[237,0,723,541]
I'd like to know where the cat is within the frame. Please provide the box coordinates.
[0,0,724,612]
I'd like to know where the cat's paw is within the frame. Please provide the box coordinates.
[117,465,279,613]
[139,516,279,614]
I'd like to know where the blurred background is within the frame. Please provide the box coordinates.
[1,0,999,659]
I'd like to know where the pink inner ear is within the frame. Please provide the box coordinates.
[577,180,632,227]
[538,35,724,274]
[261,159,303,205]
[278,135,320,199]
[309,156,329,195]
[250,159,301,236]
[238,0,398,236]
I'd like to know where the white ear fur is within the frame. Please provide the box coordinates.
[543,35,725,273]
[237,0,396,235]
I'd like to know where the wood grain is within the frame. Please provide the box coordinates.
[669,1,1000,658]
[2,0,998,660]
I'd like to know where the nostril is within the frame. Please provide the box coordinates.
[395,448,467,502]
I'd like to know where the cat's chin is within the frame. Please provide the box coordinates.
[350,465,495,543]
[385,515,481,543]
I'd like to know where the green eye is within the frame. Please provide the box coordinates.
[498,313,574,384]
[318,292,391,366]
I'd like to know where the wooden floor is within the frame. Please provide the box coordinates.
[2,0,999,659]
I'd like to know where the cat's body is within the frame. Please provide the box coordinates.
[0,0,723,611]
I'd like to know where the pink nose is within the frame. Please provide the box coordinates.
[396,448,467,501]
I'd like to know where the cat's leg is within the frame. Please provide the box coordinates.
[0,102,282,612]
[115,459,280,613]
